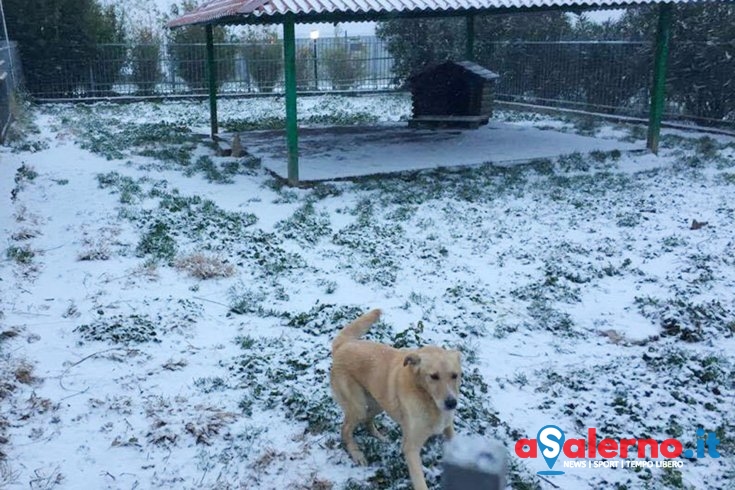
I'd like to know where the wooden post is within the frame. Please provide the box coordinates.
[283,14,299,185]
[442,435,507,490]
[205,24,219,139]
[646,3,673,154]
[465,14,475,62]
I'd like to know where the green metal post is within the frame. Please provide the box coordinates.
[283,15,299,184]
[465,14,475,61]
[205,25,219,138]
[646,3,673,154]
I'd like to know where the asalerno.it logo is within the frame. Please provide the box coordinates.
[516,425,721,475]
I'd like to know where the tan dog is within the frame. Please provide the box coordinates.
[330,309,462,490]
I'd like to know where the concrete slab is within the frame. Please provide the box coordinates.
[238,122,642,182]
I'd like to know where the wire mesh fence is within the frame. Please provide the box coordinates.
[484,41,653,116]
[483,40,735,126]
[15,36,735,128]
[1,41,22,143]
[28,36,396,99]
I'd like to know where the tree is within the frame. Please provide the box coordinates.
[376,18,464,84]
[90,4,128,96]
[241,28,283,93]
[166,1,234,93]
[4,0,126,97]
[323,36,367,90]
[616,4,735,121]
[376,12,574,85]
[130,27,161,96]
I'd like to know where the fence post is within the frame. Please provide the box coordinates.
[465,15,475,62]
[442,435,507,490]
[283,14,299,185]
[1,59,9,144]
[205,25,219,138]
[646,3,673,154]
[89,65,96,96]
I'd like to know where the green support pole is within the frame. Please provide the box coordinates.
[205,25,219,139]
[646,3,673,154]
[465,14,475,61]
[283,15,299,185]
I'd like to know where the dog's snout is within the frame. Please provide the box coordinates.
[444,396,457,410]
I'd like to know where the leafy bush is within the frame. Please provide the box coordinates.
[4,0,127,97]
[130,28,162,96]
[166,1,234,92]
[241,28,283,93]
[323,39,366,90]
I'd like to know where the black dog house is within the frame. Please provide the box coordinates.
[408,61,499,129]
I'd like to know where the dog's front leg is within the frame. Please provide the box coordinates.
[443,420,455,440]
[402,441,429,490]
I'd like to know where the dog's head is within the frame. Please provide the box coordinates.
[404,347,462,412]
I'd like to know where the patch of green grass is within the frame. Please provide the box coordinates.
[97,172,145,204]
[660,466,684,488]
[229,336,339,435]
[507,459,542,490]
[221,110,379,132]
[139,145,193,167]
[528,158,555,175]
[11,164,39,200]
[331,200,405,287]
[6,245,35,265]
[115,187,260,260]
[569,115,601,135]
[636,296,735,342]
[310,183,343,200]
[285,303,366,337]
[228,285,269,316]
[526,300,577,335]
[15,164,38,183]
[661,234,688,251]
[194,377,229,394]
[75,300,201,344]
[235,229,306,277]
[79,120,199,161]
[624,125,647,142]
[694,136,719,159]
[276,202,332,246]
[221,116,286,132]
[557,152,590,172]
[75,313,161,344]
[180,155,258,183]
[136,221,177,261]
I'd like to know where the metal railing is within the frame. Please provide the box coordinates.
[18,37,735,128]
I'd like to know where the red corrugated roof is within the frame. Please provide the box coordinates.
[167,0,712,27]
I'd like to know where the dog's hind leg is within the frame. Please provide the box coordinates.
[331,374,370,466]
[365,395,387,442]
[341,416,367,466]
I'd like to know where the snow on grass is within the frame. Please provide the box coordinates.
[1,94,734,490]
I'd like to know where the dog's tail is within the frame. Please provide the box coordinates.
[332,309,382,353]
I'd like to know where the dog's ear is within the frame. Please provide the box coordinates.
[452,350,461,363]
[403,353,421,368]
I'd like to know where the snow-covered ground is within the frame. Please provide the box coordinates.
[1,95,734,490]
